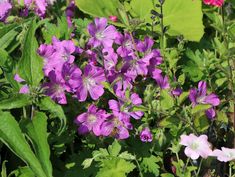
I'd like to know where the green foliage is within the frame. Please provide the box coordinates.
[160,90,174,110]
[96,158,135,177]
[20,112,52,177]
[18,19,44,87]
[0,94,31,110]
[140,155,160,176]
[0,111,47,177]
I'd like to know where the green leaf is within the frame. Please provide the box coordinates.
[159,117,179,128]
[194,115,210,132]
[191,104,211,115]
[108,140,121,156]
[178,91,189,105]
[160,90,174,110]
[20,112,53,177]
[18,19,44,86]
[37,96,67,134]
[130,0,204,41]
[0,94,32,110]
[75,0,124,26]
[82,158,94,169]
[0,24,20,50]
[118,151,135,160]
[162,0,204,41]
[1,160,7,177]
[140,155,160,176]
[0,111,47,177]
[161,173,175,177]
[96,159,135,177]
[8,167,34,177]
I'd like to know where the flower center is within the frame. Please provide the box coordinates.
[83,77,96,90]
[196,96,205,104]
[88,114,97,124]
[96,31,105,40]
[190,142,199,150]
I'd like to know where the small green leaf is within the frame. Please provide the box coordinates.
[160,90,174,110]
[108,140,121,157]
[140,155,160,176]
[1,160,7,177]
[194,115,210,132]
[37,96,67,134]
[82,158,93,169]
[0,94,32,110]
[191,104,211,115]
[118,151,135,160]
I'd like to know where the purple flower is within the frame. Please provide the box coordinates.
[102,47,118,71]
[189,81,220,107]
[35,0,47,18]
[66,0,75,27]
[152,70,170,89]
[14,74,30,94]
[76,64,106,101]
[61,63,82,92]
[189,81,220,119]
[140,128,153,142]
[172,88,182,97]
[100,115,130,139]
[88,17,117,48]
[75,104,108,136]
[43,71,68,104]
[0,1,12,22]
[38,38,76,76]
[108,93,144,120]
[115,32,134,58]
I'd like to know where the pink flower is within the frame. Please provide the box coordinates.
[180,134,212,160]
[203,0,224,7]
[211,147,235,162]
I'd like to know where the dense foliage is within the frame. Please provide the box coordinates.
[0,0,235,176]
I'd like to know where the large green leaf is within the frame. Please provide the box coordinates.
[0,94,32,110]
[21,112,52,177]
[0,24,19,50]
[18,19,44,86]
[0,111,47,177]
[130,0,204,41]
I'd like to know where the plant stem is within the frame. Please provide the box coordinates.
[134,156,143,177]
[196,158,203,177]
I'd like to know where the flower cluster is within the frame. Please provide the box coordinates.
[0,0,12,22]
[38,17,221,141]
[180,134,235,162]
[203,0,224,7]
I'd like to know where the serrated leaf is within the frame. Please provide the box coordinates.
[20,112,52,177]
[0,111,47,177]
[0,94,32,110]
[119,151,135,160]
[18,19,43,86]
[96,159,135,177]
[108,140,121,157]
[140,155,160,176]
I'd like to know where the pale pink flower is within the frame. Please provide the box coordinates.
[211,147,235,162]
[180,134,212,160]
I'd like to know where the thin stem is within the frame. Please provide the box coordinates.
[134,156,143,177]
[229,164,232,177]
[23,107,27,119]
[196,158,203,177]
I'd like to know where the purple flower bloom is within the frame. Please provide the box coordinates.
[35,0,47,18]
[43,71,68,104]
[189,81,220,119]
[75,104,108,136]
[100,115,130,139]
[61,63,82,92]
[152,70,170,89]
[102,47,118,71]
[0,1,12,22]
[115,32,134,58]
[66,0,75,27]
[76,64,106,101]
[88,17,117,48]
[140,128,153,142]
[189,81,220,107]
[14,74,30,94]
[38,38,76,76]
[172,88,182,97]
[108,93,144,120]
